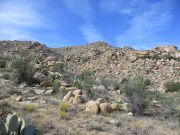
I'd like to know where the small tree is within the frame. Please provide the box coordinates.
[165,81,180,92]
[12,56,35,86]
[51,63,63,73]
[124,77,149,116]
[73,70,94,98]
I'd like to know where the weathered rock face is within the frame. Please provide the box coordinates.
[99,103,111,113]
[96,98,104,105]
[62,88,84,104]
[73,95,84,104]
[86,100,100,114]
[56,42,180,92]
[0,41,179,92]
[111,103,119,111]
[63,91,73,102]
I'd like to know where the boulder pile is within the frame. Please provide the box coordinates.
[85,98,120,114]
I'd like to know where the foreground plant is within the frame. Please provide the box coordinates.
[0,113,40,135]
[73,70,94,98]
[12,56,35,86]
[123,77,150,116]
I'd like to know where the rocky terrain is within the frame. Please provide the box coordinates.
[0,41,179,135]
[57,42,179,91]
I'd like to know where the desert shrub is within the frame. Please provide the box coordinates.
[73,78,81,89]
[123,77,150,116]
[59,102,71,112]
[81,79,94,98]
[52,79,61,93]
[73,70,94,98]
[101,78,119,91]
[41,68,49,76]
[12,56,35,86]
[2,72,11,80]
[23,104,38,112]
[161,54,174,60]
[61,71,75,83]
[51,63,63,73]
[138,55,151,59]
[165,81,180,92]
[144,79,151,86]
[151,54,161,60]
[175,57,180,61]
[59,102,71,119]
[123,77,177,117]
[0,59,6,68]
[59,111,69,118]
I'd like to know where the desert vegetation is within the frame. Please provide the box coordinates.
[0,41,179,135]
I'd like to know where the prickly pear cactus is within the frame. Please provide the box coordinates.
[0,119,7,135]
[6,113,19,132]
[0,114,40,135]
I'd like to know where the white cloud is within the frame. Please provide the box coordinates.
[62,0,95,21]
[0,0,45,40]
[100,0,146,16]
[117,0,173,48]
[100,0,174,49]
[0,27,34,40]
[63,0,104,43]
[80,23,104,43]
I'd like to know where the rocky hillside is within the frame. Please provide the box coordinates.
[56,41,180,92]
[0,41,179,92]
[0,40,179,135]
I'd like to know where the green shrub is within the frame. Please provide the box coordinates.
[124,77,179,118]
[144,79,151,86]
[41,68,49,76]
[2,72,11,80]
[73,70,94,98]
[151,54,161,60]
[59,102,71,112]
[12,56,35,86]
[161,54,174,60]
[59,111,69,118]
[59,102,71,119]
[51,63,63,73]
[23,104,38,112]
[73,78,81,89]
[144,91,179,120]
[52,79,61,93]
[123,77,149,116]
[138,55,151,59]
[165,82,180,92]
[101,78,119,90]
[81,79,93,98]
[0,60,6,68]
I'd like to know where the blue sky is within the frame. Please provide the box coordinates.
[0,0,179,49]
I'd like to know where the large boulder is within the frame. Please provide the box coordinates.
[63,91,73,102]
[44,56,56,62]
[96,98,104,105]
[111,103,119,111]
[99,103,111,113]
[86,100,100,114]
[72,89,82,96]
[73,95,84,104]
